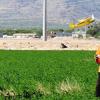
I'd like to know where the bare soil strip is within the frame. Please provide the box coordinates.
[0,37,99,50]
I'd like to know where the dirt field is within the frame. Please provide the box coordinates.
[0,37,99,50]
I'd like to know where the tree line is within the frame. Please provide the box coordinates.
[87,22,100,38]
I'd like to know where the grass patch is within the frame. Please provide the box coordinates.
[56,78,81,94]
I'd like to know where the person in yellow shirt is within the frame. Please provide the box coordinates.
[96,47,100,97]
[96,49,100,62]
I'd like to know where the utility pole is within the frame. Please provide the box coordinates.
[43,0,47,41]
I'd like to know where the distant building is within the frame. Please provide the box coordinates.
[3,33,38,39]
[13,33,37,39]
[3,35,7,38]
[72,30,86,39]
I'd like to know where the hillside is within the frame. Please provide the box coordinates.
[0,0,99,28]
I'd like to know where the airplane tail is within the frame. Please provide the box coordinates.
[92,14,95,20]
[69,23,75,29]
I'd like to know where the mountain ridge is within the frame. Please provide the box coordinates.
[0,0,99,28]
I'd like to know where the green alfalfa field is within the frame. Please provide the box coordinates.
[0,50,99,100]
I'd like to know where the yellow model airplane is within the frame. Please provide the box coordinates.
[69,14,95,29]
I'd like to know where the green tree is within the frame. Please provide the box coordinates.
[86,22,100,38]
